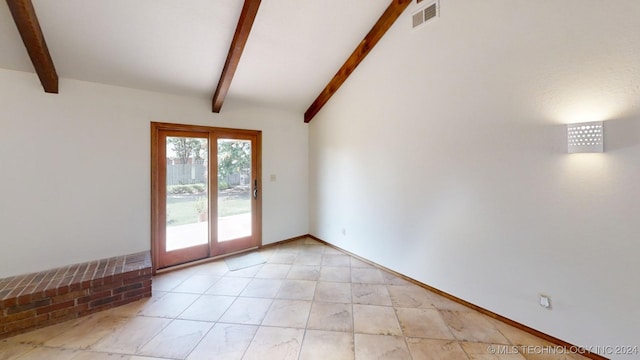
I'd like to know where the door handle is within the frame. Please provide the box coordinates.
[253,179,258,199]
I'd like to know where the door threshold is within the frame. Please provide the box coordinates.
[155,246,260,275]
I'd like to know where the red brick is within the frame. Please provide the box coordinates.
[114,283,143,295]
[31,292,47,301]
[35,313,50,324]
[77,290,111,305]
[51,290,88,304]
[91,283,117,294]
[4,316,37,333]
[4,310,35,323]
[124,275,152,285]
[6,298,51,315]
[89,294,122,309]
[123,288,147,299]
[2,298,17,309]
[50,304,86,320]
[36,300,74,315]
[16,294,33,305]
[57,286,70,296]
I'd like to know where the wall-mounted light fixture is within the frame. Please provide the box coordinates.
[567,121,604,153]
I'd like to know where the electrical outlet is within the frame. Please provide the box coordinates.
[341,228,346,236]
[539,295,551,309]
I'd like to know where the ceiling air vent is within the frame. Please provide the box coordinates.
[412,1,438,30]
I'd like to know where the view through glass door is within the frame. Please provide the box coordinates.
[152,123,261,270]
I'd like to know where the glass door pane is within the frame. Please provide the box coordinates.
[165,136,209,251]
[217,139,252,241]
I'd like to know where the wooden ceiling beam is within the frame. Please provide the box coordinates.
[304,0,411,123]
[6,0,58,93]
[212,0,261,113]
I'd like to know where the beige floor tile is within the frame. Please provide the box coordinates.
[294,253,323,266]
[387,285,437,309]
[396,308,455,339]
[205,276,251,296]
[186,323,257,360]
[299,330,354,360]
[242,327,304,360]
[302,238,324,246]
[276,280,317,300]
[307,302,353,332]
[218,297,272,325]
[152,272,192,292]
[137,292,199,318]
[277,243,303,253]
[192,260,229,276]
[224,264,263,278]
[0,341,38,360]
[255,264,291,279]
[20,349,129,360]
[240,278,283,298]
[406,338,469,359]
[382,272,413,286]
[3,318,78,345]
[45,313,129,350]
[352,283,392,306]
[350,257,374,268]
[10,347,82,360]
[322,254,351,267]
[71,351,131,359]
[520,351,589,360]
[258,248,278,260]
[319,266,351,282]
[136,319,212,358]
[90,316,172,354]
[172,274,220,294]
[354,334,411,360]
[441,311,509,344]
[490,320,558,350]
[460,342,527,360]
[267,252,297,264]
[350,268,385,284]
[3,241,578,360]
[353,304,402,336]
[286,265,321,281]
[323,247,345,255]
[178,294,235,322]
[105,298,155,318]
[314,281,352,303]
[262,300,312,328]
[427,291,473,312]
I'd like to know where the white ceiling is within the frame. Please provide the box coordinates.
[0,0,391,112]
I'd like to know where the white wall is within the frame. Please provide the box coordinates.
[0,68,308,278]
[309,0,639,356]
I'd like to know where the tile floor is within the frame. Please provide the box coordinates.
[1,238,588,360]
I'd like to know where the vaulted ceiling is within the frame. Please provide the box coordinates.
[1,0,413,120]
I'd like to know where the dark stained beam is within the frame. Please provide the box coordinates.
[212,0,261,113]
[6,0,58,93]
[304,0,411,123]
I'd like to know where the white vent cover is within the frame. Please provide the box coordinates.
[567,121,604,153]
[412,1,438,29]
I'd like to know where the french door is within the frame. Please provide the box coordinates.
[151,122,261,270]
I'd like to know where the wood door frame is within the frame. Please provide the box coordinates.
[151,122,262,273]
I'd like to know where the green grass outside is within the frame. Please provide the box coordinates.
[167,195,250,226]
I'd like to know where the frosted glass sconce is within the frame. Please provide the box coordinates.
[567,121,603,153]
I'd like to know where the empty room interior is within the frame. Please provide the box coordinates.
[0,0,638,359]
